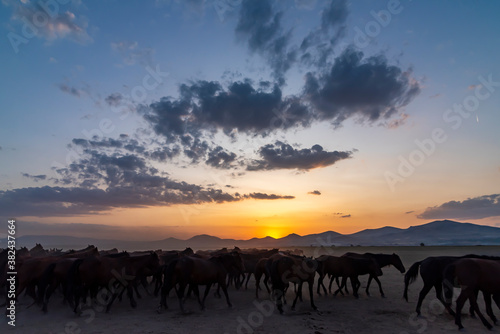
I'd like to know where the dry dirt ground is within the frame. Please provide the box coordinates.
[3,246,500,334]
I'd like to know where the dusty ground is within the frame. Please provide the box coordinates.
[3,246,500,334]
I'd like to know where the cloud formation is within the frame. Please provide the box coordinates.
[304,47,421,127]
[236,0,297,84]
[244,192,295,200]
[144,79,311,138]
[21,173,47,182]
[308,190,321,195]
[418,194,500,220]
[247,141,353,171]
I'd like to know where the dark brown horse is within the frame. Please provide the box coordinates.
[443,258,500,330]
[269,255,318,314]
[241,249,279,291]
[68,252,159,313]
[37,257,80,312]
[316,255,382,298]
[158,252,244,313]
[341,252,405,297]
[403,254,500,316]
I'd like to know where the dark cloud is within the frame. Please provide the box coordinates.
[236,0,296,83]
[3,145,296,217]
[405,210,415,214]
[300,0,348,68]
[205,146,237,169]
[304,47,420,127]
[144,79,311,138]
[248,141,353,171]
[308,190,321,195]
[244,192,295,200]
[418,194,500,220]
[21,173,47,182]
[340,214,351,218]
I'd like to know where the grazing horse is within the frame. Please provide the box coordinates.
[158,252,244,313]
[270,255,318,314]
[443,258,500,330]
[341,252,405,297]
[403,254,500,316]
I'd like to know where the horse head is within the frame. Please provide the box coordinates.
[392,253,406,273]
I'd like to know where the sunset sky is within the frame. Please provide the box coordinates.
[1,0,499,241]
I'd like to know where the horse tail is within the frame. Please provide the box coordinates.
[66,259,84,301]
[403,261,422,301]
[442,263,456,304]
[38,262,57,306]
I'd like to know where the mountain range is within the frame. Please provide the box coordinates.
[2,220,500,251]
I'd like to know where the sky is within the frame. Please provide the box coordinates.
[0,0,499,241]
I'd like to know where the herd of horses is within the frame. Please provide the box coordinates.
[2,244,500,330]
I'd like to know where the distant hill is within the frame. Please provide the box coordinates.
[2,220,500,250]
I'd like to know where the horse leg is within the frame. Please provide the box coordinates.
[454,289,468,330]
[415,283,433,316]
[105,285,123,313]
[273,289,284,315]
[201,284,212,310]
[127,284,137,309]
[328,275,334,294]
[483,292,497,324]
[191,285,202,310]
[351,276,359,299]
[245,273,251,290]
[341,277,349,295]
[214,284,221,298]
[133,282,142,299]
[176,283,187,313]
[468,291,492,329]
[309,278,317,311]
[42,279,59,313]
[317,273,326,296]
[334,277,346,296]
[291,282,303,311]
[255,272,261,299]
[219,281,232,308]
[365,275,372,296]
[372,275,385,298]
[263,274,271,294]
[158,281,171,312]
[434,282,455,316]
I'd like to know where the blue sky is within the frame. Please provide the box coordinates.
[1,0,499,240]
